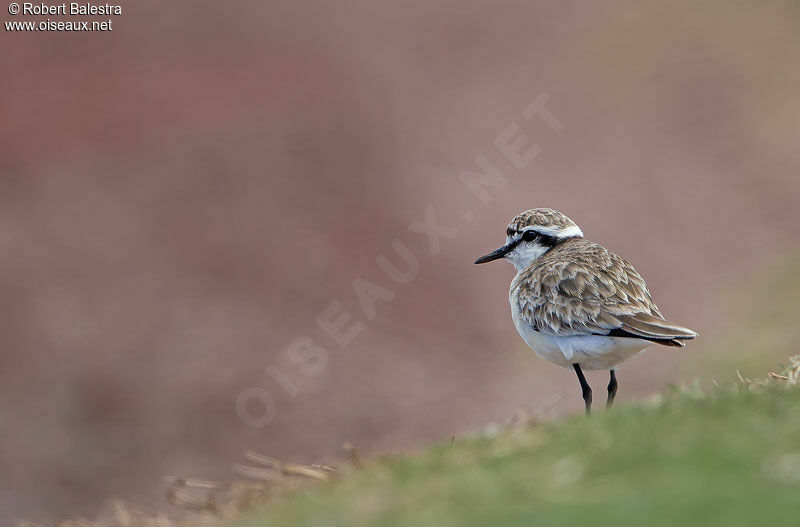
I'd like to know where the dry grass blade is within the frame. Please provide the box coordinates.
[165,488,217,515]
[164,477,228,491]
[232,464,290,484]
[241,451,330,480]
[282,464,330,481]
[784,355,800,385]
[58,521,94,527]
[737,355,800,391]
[244,451,282,468]
[736,369,748,385]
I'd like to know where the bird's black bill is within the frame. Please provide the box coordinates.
[474,243,514,264]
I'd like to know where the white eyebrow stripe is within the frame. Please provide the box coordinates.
[522,225,584,238]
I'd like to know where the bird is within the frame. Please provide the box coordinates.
[474,208,697,415]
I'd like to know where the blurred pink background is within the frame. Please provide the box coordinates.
[2,1,800,522]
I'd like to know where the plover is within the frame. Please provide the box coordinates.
[474,208,697,414]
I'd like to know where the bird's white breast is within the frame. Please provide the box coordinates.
[509,280,651,370]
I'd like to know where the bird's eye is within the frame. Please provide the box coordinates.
[521,230,538,242]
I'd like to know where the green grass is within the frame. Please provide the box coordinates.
[238,380,800,527]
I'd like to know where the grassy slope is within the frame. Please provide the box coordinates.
[236,254,800,527]
[239,382,800,527]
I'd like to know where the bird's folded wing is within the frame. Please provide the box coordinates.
[515,245,697,344]
[616,312,698,340]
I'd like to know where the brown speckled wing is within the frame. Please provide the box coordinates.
[514,239,696,344]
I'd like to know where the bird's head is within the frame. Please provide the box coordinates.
[474,208,583,271]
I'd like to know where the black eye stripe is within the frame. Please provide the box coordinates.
[538,233,559,247]
[518,229,560,248]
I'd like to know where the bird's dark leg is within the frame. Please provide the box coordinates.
[607,369,618,409]
[572,363,592,415]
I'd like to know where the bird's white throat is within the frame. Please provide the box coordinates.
[504,239,552,272]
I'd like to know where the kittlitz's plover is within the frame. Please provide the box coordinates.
[475,208,697,414]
